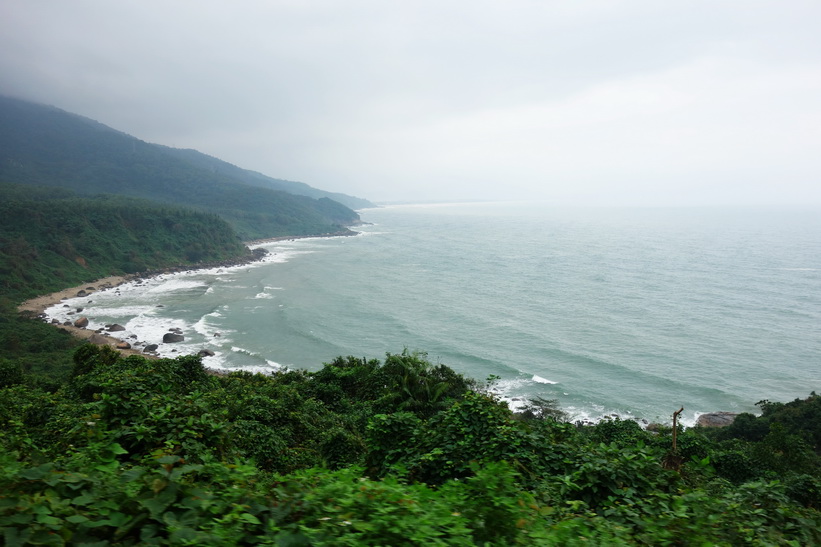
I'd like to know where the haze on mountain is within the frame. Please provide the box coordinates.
[0,96,370,240]
[1,1,821,206]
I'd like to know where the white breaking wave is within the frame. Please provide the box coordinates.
[532,374,557,384]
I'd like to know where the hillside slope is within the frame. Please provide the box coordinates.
[0,96,366,240]
[0,182,253,302]
[158,146,374,210]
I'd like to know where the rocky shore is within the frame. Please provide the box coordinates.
[17,247,272,359]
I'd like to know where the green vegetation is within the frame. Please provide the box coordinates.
[1,94,818,544]
[0,180,258,393]
[0,96,364,239]
[1,346,819,545]
[0,182,251,302]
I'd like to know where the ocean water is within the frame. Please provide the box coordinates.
[46,202,821,425]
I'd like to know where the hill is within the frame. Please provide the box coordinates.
[0,182,254,303]
[0,96,370,240]
[157,146,374,210]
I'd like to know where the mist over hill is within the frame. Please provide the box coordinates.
[0,96,373,240]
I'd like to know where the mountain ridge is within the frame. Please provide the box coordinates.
[0,95,373,240]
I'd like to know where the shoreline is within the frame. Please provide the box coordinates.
[17,275,153,358]
[16,249,272,359]
[245,228,360,247]
[15,229,359,360]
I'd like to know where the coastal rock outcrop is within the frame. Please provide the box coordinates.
[73,317,89,328]
[144,344,159,353]
[87,333,110,345]
[106,324,126,332]
[197,349,215,357]
[116,341,132,350]
[696,412,739,428]
[163,333,184,343]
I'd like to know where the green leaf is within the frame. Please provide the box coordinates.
[240,512,261,525]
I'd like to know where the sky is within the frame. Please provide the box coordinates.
[1,1,820,206]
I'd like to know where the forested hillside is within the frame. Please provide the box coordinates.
[157,146,374,211]
[0,183,252,303]
[0,96,365,240]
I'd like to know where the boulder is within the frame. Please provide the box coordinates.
[144,344,159,353]
[116,341,132,350]
[73,316,89,328]
[107,324,126,332]
[88,333,110,345]
[163,333,184,343]
[696,412,739,428]
[197,349,215,357]
[76,290,88,297]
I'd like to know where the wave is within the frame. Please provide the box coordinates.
[532,374,557,384]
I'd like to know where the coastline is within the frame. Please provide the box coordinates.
[15,230,359,360]
[16,248,272,359]
[245,228,360,247]
[17,275,152,358]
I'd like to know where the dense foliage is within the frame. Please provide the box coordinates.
[0,183,251,302]
[0,96,363,239]
[1,346,819,545]
[1,93,819,544]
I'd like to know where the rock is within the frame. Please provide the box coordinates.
[88,333,110,345]
[51,319,59,324]
[144,344,159,352]
[86,287,95,291]
[696,412,739,428]
[73,316,89,328]
[116,341,132,350]
[76,290,88,297]
[162,333,184,343]
[107,324,126,332]
[76,307,83,313]
[197,349,215,357]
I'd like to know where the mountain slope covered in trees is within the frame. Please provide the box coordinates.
[0,182,253,302]
[0,96,369,240]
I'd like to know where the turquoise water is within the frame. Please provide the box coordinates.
[47,202,821,425]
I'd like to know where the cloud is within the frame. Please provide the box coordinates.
[1,0,820,204]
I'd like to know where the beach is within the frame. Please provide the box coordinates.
[17,275,157,358]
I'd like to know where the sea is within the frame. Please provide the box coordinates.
[45,202,821,426]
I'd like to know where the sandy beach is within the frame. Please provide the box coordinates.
[16,275,153,358]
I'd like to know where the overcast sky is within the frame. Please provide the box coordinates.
[1,1,820,205]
